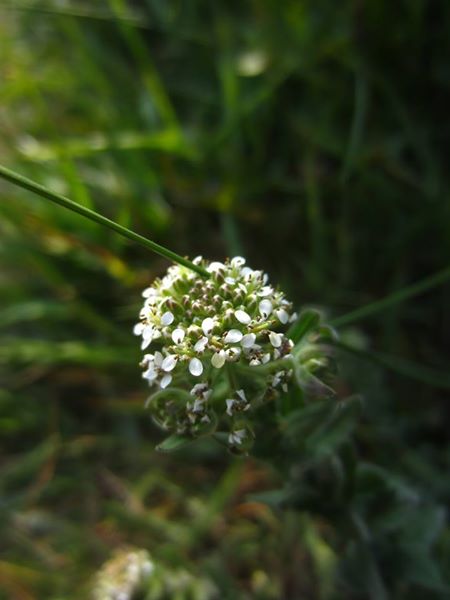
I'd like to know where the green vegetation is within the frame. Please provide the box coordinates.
[1,2,449,598]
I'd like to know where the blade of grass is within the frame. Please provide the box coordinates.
[330,265,450,327]
[335,341,450,389]
[0,164,208,276]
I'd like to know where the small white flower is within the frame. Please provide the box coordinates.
[190,383,211,400]
[161,354,177,372]
[171,328,185,344]
[235,309,251,324]
[160,374,172,388]
[269,332,282,348]
[133,322,145,336]
[211,351,226,369]
[189,358,203,376]
[161,311,174,326]
[249,358,261,366]
[231,256,246,267]
[275,308,289,324]
[228,429,246,446]
[194,336,208,353]
[225,276,236,285]
[241,266,254,278]
[201,317,215,335]
[258,286,273,297]
[241,333,256,348]
[259,299,273,318]
[224,329,243,344]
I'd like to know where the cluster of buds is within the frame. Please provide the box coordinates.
[134,256,300,451]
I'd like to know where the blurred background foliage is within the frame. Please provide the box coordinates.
[0,1,449,598]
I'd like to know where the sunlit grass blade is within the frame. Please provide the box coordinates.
[0,164,208,276]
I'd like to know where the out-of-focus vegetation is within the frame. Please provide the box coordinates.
[0,2,449,598]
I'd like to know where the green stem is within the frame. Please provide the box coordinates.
[0,164,208,277]
[330,265,450,327]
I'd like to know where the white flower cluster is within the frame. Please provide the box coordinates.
[134,256,296,449]
[93,549,154,600]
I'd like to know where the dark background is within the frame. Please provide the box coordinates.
[0,2,449,598]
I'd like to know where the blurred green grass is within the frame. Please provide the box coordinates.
[0,1,449,598]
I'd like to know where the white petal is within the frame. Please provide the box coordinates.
[235,310,251,325]
[143,367,158,381]
[289,312,298,323]
[226,399,235,416]
[211,351,226,369]
[202,317,215,335]
[225,276,235,285]
[160,374,172,389]
[154,351,163,367]
[141,338,151,350]
[224,329,243,344]
[161,311,174,326]
[133,322,145,336]
[161,354,177,372]
[172,328,185,344]
[275,308,289,324]
[259,299,273,318]
[207,261,225,273]
[241,333,256,348]
[258,286,273,297]
[249,358,261,366]
[227,347,241,359]
[189,358,203,377]
[236,389,246,401]
[241,267,254,278]
[262,353,271,364]
[142,287,156,298]
[269,332,282,348]
[194,336,208,353]
[142,325,154,341]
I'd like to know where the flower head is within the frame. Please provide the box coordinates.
[134,256,328,451]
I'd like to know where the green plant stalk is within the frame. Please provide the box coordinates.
[0,164,208,277]
[331,265,450,327]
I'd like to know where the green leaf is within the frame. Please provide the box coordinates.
[156,434,194,453]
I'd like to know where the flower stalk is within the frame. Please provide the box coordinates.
[0,163,208,277]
